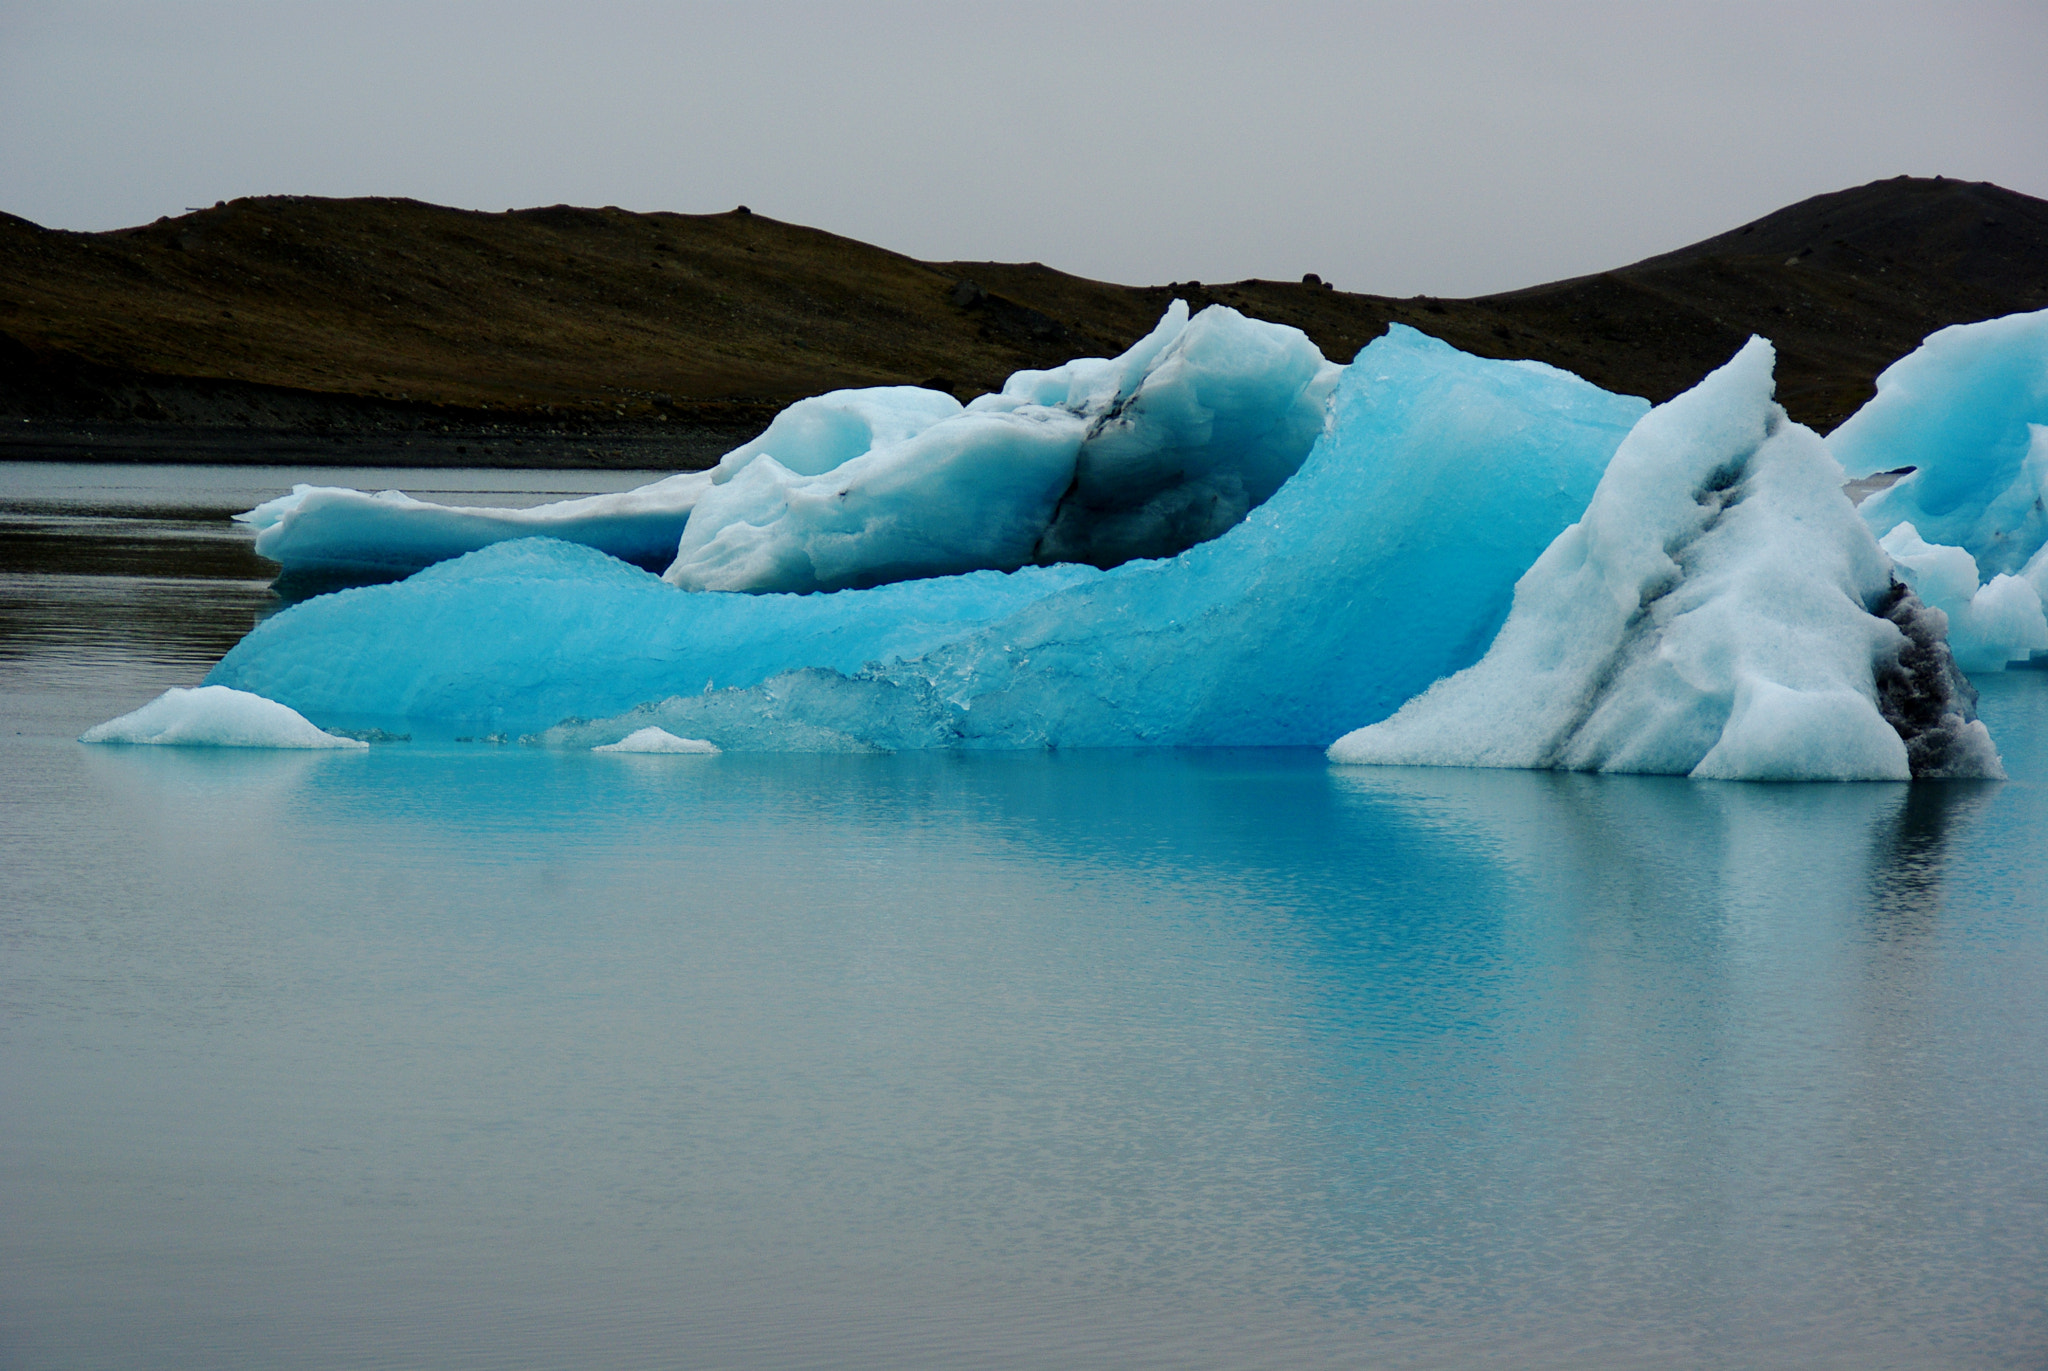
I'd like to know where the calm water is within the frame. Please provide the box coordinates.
[3,465,2045,1370]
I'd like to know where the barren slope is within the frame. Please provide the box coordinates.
[3,176,2043,466]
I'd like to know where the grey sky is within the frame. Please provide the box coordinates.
[4,1,2044,298]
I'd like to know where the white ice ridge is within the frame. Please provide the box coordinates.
[592,727,719,754]
[1830,307,2048,668]
[80,685,368,749]
[1329,338,2004,782]
[238,470,715,582]
[241,302,1342,593]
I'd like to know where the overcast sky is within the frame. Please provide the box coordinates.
[3,0,2044,297]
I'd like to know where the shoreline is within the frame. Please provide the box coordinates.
[0,420,733,470]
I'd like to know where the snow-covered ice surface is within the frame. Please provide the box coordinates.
[668,403,1088,593]
[592,727,720,754]
[238,470,713,580]
[668,302,1342,592]
[209,326,1645,745]
[1329,339,2003,781]
[243,303,1341,594]
[80,685,368,749]
[1831,308,2048,668]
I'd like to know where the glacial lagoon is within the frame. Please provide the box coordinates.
[3,463,2045,1368]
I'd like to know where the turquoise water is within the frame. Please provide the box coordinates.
[3,466,2045,1368]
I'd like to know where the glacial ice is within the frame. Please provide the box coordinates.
[210,326,1645,745]
[1878,523,2048,672]
[668,404,1089,593]
[1328,339,2003,781]
[238,471,713,580]
[80,685,369,749]
[208,538,1097,734]
[669,302,1343,591]
[203,309,2036,779]
[593,727,720,754]
[708,386,968,480]
[1831,307,2048,668]
[243,303,1341,594]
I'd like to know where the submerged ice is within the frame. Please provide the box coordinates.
[243,302,1341,594]
[1328,339,2002,781]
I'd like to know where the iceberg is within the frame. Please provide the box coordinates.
[1328,339,2003,781]
[593,727,720,754]
[243,303,1342,594]
[1878,523,2048,672]
[209,326,1646,746]
[1832,308,2048,575]
[80,685,369,749]
[238,470,714,581]
[1829,307,2048,668]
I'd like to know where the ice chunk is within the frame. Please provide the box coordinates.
[1033,303,1344,569]
[210,327,1643,746]
[239,389,965,584]
[244,304,1339,596]
[210,537,1099,734]
[1832,308,2048,577]
[593,727,719,754]
[968,299,1191,412]
[1328,339,2002,781]
[667,407,1088,593]
[706,386,964,482]
[1879,523,2048,671]
[240,471,713,580]
[665,303,1342,591]
[80,685,367,749]
[1825,308,2048,670]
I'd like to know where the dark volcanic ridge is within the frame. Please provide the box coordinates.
[3,176,2045,467]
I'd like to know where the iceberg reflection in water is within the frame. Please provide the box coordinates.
[5,672,2044,1369]
[8,460,2046,1369]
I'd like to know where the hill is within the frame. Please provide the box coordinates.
[3,176,2044,467]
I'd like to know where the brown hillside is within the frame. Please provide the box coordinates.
[3,177,2044,466]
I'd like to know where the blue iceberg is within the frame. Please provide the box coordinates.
[1831,307,2048,669]
[208,540,1097,738]
[199,311,2032,779]
[209,327,1645,745]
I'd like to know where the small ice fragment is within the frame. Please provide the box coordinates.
[80,685,367,749]
[593,727,720,754]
